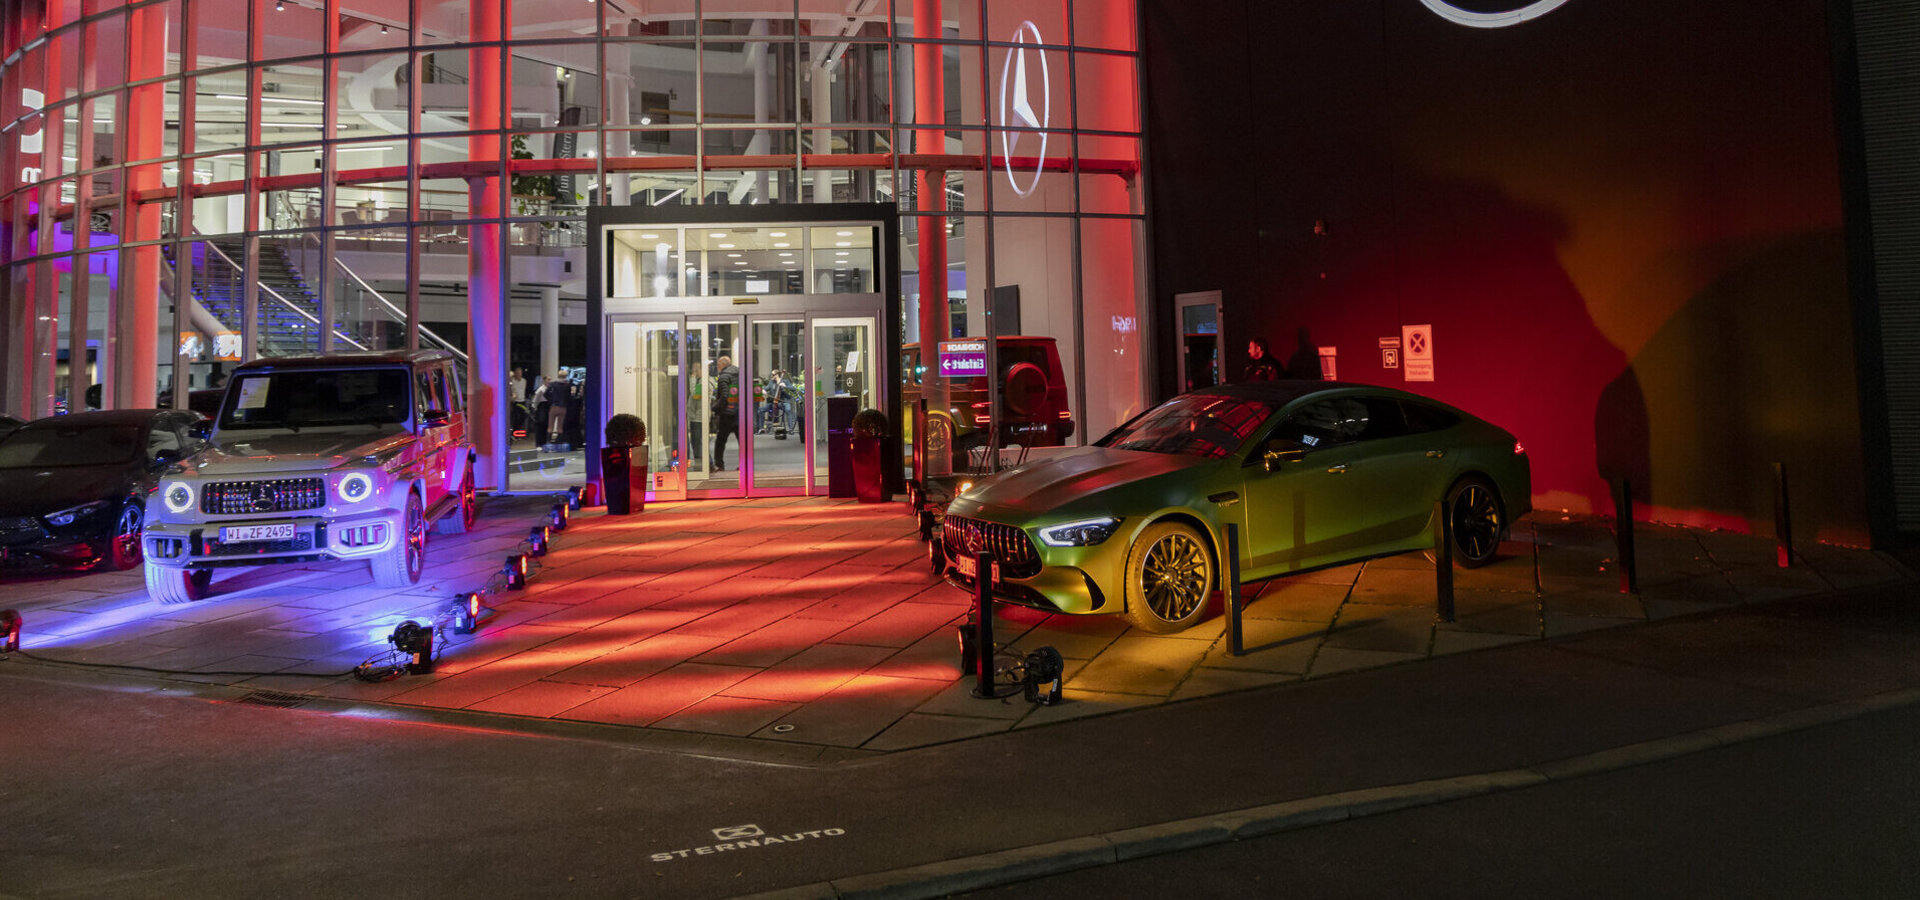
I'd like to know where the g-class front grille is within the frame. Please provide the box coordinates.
[941,515,1041,578]
[202,478,327,515]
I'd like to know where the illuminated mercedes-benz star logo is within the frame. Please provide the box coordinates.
[1419,0,1571,28]
[250,484,279,512]
[997,21,1050,198]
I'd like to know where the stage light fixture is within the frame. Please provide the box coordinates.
[1023,646,1064,706]
[549,503,569,530]
[388,620,434,674]
[567,486,583,510]
[1,609,21,653]
[452,592,482,634]
[504,553,529,589]
[528,526,550,557]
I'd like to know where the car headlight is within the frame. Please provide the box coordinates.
[45,499,111,527]
[1038,516,1122,547]
[338,472,374,504]
[162,482,195,514]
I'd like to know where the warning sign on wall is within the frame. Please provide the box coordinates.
[1317,346,1337,381]
[1379,336,1401,369]
[1402,324,1434,382]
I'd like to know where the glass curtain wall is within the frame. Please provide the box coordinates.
[0,0,1145,476]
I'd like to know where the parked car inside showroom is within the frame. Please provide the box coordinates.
[0,409,208,571]
[140,350,476,603]
[902,336,1075,467]
[938,381,1531,633]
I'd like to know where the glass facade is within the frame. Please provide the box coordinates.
[0,0,1147,489]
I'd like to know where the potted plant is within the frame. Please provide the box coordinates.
[851,408,890,503]
[602,413,648,514]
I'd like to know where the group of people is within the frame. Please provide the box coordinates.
[509,366,582,449]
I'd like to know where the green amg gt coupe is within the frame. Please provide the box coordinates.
[939,381,1532,633]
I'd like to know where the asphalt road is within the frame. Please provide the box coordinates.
[4,583,1919,899]
[956,703,1920,899]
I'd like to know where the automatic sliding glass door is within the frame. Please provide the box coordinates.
[749,318,807,494]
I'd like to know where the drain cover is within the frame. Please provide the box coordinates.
[232,690,313,709]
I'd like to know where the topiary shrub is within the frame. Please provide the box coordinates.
[605,413,647,448]
[852,408,889,440]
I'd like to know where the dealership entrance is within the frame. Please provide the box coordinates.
[586,204,902,501]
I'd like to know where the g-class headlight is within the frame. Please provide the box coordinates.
[338,472,374,504]
[1038,517,1122,547]
[46,500,110,527]
[163,482,195,514]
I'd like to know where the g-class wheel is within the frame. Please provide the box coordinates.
[145,562,211,604]
[434,460,476,535]
[372,492,426,587]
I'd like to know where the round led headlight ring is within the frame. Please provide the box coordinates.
[164,483,195,514]
[339,472,374,504]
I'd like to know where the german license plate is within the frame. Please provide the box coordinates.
[222,523,296,543]
[954,554,995,584]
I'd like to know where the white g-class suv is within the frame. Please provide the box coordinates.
[141,350,477,603]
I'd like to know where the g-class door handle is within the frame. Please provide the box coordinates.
[1326,464,1349,474]
[1426,450,1446,458]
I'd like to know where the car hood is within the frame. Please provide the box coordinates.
[952,446,1203,519]
[0,463,137,516]
[198,430,411,475]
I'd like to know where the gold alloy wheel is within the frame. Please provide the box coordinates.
[1125,521,1214,633]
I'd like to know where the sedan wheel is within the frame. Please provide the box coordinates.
[1447,477,1505,568]
[109,502,144,570]
[1123,521,1215,633]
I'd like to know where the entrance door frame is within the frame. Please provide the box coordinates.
[1175,290,1224,393]
[586,203,903,499]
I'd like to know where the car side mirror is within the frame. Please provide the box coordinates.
[189,421,211,440]
[1262,447,1307,473]
[152,447,182,468]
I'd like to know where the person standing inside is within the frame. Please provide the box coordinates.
[1242,337,1281,382]
[543,373,571,449]
[710,356,740,470]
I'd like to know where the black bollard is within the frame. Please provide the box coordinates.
[1613,478,1639,594]
[1226,523,1244,656]
[1434,500,1456,623]
[1773,462,1793,568]
[973,550,995,699]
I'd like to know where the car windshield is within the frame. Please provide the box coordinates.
[1097,393,1276,458]
[219,368,413,431]
[0,423,142,468]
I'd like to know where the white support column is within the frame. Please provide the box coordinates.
[541,286,561,378]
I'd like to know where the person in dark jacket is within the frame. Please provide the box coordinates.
[1242,337,1281,382]
[710,356,740,470]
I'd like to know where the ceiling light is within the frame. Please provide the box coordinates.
[778,252,793,257]
[718,243,734,248]
[380,23,388,33]
[640,233,658,239]
[835,241,851,247]
[770,231,788,237]
[640,115,653,125]
[709,232,727,238]
[773,242,790,248]
[275,0,284,9]
[727,252,741,257]
[836,230,852,236]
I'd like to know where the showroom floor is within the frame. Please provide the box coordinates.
[0,493,1905,763]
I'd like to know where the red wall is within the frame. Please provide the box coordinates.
[1146,0,1868,545]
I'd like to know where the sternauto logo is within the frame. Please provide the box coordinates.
[18,87,44,183]
[650,823,846,863]
[996,20,1049,197]
[1419,0,1572,28]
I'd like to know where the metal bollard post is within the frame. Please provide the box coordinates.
[1226,523,1244,656]
[918,507,934,542]
[973,550,995,699]
[1434,500,1456,623]
[1613,478,1639,594]
[1773,462,1793,568]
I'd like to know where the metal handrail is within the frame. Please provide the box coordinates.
[200,237,369,352]
[331,250,469,362]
